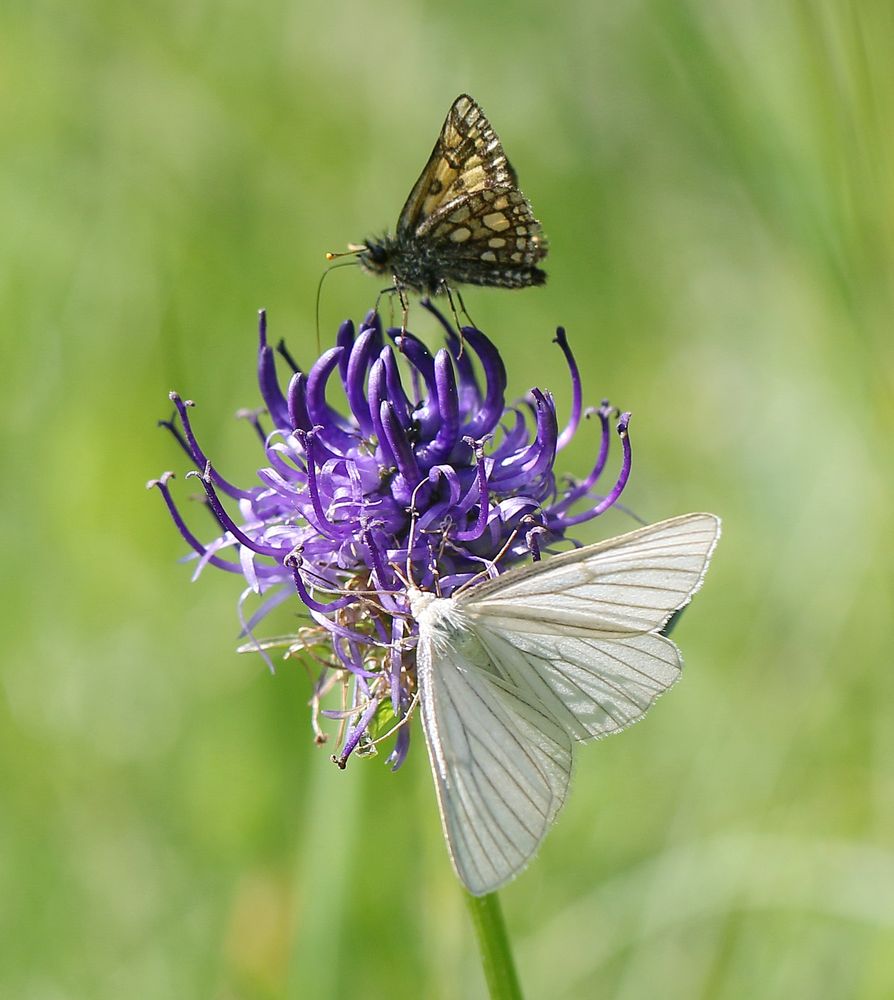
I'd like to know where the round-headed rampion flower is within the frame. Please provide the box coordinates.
[149,303,631,769]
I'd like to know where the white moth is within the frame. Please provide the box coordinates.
[408,512,721,896]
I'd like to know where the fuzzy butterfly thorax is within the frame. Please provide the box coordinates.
[355,95,548,299]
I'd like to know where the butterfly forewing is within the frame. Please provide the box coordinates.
[397,95,520,237]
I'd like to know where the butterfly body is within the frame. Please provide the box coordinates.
[359,220,547,295]
[355,95,547,300]
[409,513,721,896]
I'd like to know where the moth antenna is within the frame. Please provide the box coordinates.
[453,524,524,596]
[404,476,432,588]
[405,508,420,588]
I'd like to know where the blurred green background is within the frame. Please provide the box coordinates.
[3,0,893,997]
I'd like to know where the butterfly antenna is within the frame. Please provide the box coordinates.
[318,252,363,350]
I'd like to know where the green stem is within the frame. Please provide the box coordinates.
[463,889,524,1000]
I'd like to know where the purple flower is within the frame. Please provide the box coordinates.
[149,302,631,769]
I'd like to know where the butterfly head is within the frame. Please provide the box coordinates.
[357,237,396,279]
[325,240,394,279]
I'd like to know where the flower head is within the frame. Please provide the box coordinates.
[150,303,631,769]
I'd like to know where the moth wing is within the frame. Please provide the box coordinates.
[417,514,720,893]
[417,620,572,896]
[460,513,721,637]
[469,625,684,742]
[454,514,720,742]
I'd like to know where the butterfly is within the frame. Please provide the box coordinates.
[408,513,721,896]
[334,94,547,317]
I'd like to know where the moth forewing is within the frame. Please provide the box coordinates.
[415,614,572,896]
[457,513,721,635]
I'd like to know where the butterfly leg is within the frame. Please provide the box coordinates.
[374,286,406,349]
[444,284,466,357]
[454,288,477,330]
[375,285,396,317]
[397,282,410,337]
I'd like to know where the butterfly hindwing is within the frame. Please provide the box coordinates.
[415,185,547,286]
